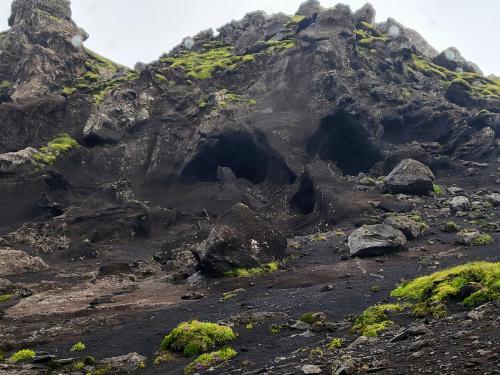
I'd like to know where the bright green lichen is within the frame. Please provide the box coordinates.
[326,338,343,350]
[154,74,167,84]
[184,347,237,375]
[71,342,86,352]
[471,234,494,246]
[160,46,254,80]
[160,321,236,357]
[352,304,404,337]
[288,15,305,25]
[32,134,79,165]
[223,262,279,278]
[9,349,35,362]
[391,262,500,308]
[433,184,444,195]
[0,294,12,303]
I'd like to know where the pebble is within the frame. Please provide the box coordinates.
[301,364,322,374]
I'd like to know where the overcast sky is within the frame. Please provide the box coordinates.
[0,1,498,75]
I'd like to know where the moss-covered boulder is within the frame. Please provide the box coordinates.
[161,321,236,357]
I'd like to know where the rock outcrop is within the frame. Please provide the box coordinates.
[382,159,435,195]
[193,204,287,276]
[348,224,407,257]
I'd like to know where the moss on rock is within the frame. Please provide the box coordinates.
[184,347,237,375]
[352,304,404,337]
[32,134,79,165]
[160,321,236,357]
[391,262,500,308]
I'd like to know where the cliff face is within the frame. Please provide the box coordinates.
[0,0,499,235]
[0,1,499,374]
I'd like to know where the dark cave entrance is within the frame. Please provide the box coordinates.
[307,112,381,175]
[290,173,316,215]
[180,133,271,184]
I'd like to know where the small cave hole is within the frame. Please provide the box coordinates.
[290,173,316,215]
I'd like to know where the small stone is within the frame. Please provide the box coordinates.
[301,364,322,374]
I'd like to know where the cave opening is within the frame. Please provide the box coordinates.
[180,133,270,184]
[290,173,316,215]
[307,112,381,175]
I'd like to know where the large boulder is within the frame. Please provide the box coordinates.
[0,248,48,276]
[448,196,471,213]
[348,224,407,257]
[381,159,435,195]
[193,203,287,276]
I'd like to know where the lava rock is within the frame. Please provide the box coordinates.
[348,224,407,257]
[432,47,482,74]
[449,196,471,212]
[100,352,146,373]
[193,203,287,276]
[383,215,427,240]
[0,148,39,176]
[381,159,435,195]
[0,248,49,276]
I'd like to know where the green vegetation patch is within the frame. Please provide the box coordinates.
[160,38,295,80]
[391,262,500,308]
[326,338,343,350]
[160,46,254,80]
[223,261,279,278]
[442,221,459,233]
[0,294,12,303]
[408,55,500,100]
[32,134,79,165]
[353,22,390,46]
[62,48,139,104]
[433,184,444,195]
[8,349,35,362]
[161,321,236,357]
[471,234,494,246]
[184,347,237,375]
[70,342,86,352]
[352,303,404,337]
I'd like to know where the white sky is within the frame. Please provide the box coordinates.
[0,1,498,75]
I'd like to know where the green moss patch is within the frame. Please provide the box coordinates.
[70,342,86,352]
[354,22,390,46]
[0,294,12,303]
[160,46,253,80]
[471,234,494,246]
[8,349,35,362]
[32,134,79,165]
[326,338,343,350]
[161,321,236,357]
[184,347,237,374]
[352,303,404,337]
[442,221,459,233]
[391,262,500,308]
[223,262,279,278]
[62,48,139,104]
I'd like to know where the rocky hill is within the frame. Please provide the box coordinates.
[0,1,498,374]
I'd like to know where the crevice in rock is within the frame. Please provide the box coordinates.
[307,111,381,175]
[290,172,316,215]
